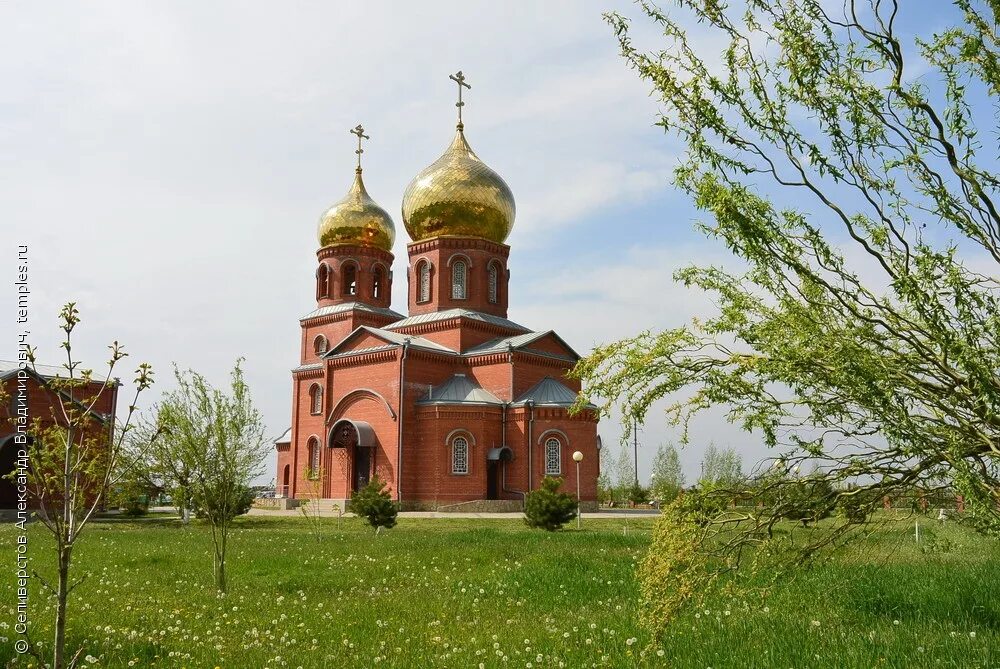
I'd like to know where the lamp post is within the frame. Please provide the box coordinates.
[573,450,584,530]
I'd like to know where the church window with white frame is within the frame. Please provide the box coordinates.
[487,262,499,304]
[309,384,323,415]
[452,436,469,474]
[418,261,431,303]
[545,437,561,475]
[451,260,467,299]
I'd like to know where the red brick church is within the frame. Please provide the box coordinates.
[275,75,600,509]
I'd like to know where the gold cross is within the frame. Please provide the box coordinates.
[350,124,369,171]
[449,70,471,125]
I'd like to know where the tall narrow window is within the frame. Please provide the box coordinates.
[418,261,431,303]
[452,436,469,474]
[487,262,499,304]
[309,384,323,415]
[451,260,467,299]
[372,266,384,300]
[343,263,357,297]
[308,437,320,478]
[316,264,330,299]
[545,438,561,475]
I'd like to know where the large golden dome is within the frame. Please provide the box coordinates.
[402,125,515,244]
[318,169,395,251]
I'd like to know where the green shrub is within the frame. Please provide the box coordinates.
[524,476,577,531]
[780,478,836,526]
[836,489,876,524]
[110,478,150,517]
[627,483,651,506]
[676,486,731,526]
[350,476,398,530]
[192,484,255,521]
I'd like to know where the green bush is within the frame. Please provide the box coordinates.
[350,476,398,530]
[836,488,876,524]
[627,483,651,506]
[676,486,731,526]
[780,478,836,526]
[192,484,255,521]
[110,478,150,517]
[524,476,578,531]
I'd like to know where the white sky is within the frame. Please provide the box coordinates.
[1,1,844,485]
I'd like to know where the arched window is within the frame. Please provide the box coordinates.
[451,260,467,300]
[452,436,469,474]
[487,262,500,304]
[342,263,357,297]
[316,263,330,299]
[417,261,431,303]
[372,266,384,300]
[313,334,328,357]
[309,384,323,415]
[545,437,561,475]
[307,437,320,478]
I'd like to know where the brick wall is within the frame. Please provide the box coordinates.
[406,237,511,317]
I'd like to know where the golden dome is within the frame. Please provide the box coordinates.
[318,169,395,252]
[402,124,515,244]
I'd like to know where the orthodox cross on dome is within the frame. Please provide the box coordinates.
[449,70,471,127]
[350,124,369,172]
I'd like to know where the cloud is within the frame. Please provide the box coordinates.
[8,0,966,487]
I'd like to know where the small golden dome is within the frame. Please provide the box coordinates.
[402,125,515,244]
[318,169,395,252]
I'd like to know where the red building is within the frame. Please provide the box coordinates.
[276,95,600,510]
[0,361,118,510]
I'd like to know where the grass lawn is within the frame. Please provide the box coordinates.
[0,513,996,668]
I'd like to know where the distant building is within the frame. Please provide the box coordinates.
[0,361,118,509]
[276,80,600,509]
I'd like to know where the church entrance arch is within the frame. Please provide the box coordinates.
[329,419,376,493]
[486,447,513,501]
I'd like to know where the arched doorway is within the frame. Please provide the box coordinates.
[329,419,376,493]
[280,464,290,497]
[486,447,513,500]
[0,436,22,508]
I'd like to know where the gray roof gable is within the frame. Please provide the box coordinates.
[385,308,530,333]
[417,374,503,406]
[301,302,404,322]
[513,376,592,407]
[0,360,66,380]
[464,330,580,361]
[324,326,455,358]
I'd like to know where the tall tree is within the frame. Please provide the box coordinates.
[156,360,268,592]
[700,443,742,487]
[650,443,685,502]
[614,441,636,502]
[575,0,1000,546]
[597,447,616,505]
[12,304,154,668]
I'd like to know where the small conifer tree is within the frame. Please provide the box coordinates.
[350,475,397,530]
[524,476,577,531]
